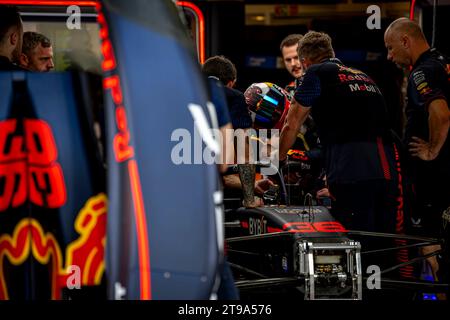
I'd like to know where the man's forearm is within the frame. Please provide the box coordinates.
[428,99,450,157]
[279,123,300,161]
[279,100,310,161]
[222,174,242,189]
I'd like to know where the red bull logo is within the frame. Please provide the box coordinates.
[0,193,107,300]
[338,65,365,75]
[287,149,309,161]
[419,87,432,96]
[0,119,67,210]
[98,2,152,300]
[64,194,107,287]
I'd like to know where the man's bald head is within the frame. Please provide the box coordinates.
[384,18,430,67]
[385,18,426,41]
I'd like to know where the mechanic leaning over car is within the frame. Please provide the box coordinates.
[278,34,325,204]
[204,74,241,300]
[202,56,274,207]
[385,18,450,284]
[279,31,399,234]
[279,34,322,163]
[0,5,24,71]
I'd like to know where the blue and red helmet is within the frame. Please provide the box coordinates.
[244,82,290,129]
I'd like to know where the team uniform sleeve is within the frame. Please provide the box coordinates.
[293,70,322,108]
[207,77,231,127]
[230,93,253,129]
[216,97,232,128]
[410,64,447,109]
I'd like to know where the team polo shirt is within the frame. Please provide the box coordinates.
[406,48,450,178]
[207,77,231,128]
[293,58,395,184]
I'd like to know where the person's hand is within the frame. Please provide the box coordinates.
[316,188,330,199]
[409,136,437,161]
[254,179,275,196]
[268,149,286,174]
[243,197,264,208]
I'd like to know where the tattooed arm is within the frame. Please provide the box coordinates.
[238,164,259,208]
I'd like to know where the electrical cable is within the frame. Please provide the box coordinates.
[431,0,437,48]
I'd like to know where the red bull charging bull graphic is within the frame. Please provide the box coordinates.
[0,71,107,299]
[0,193,106,299]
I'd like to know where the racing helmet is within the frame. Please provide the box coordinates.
[244,82,290,129]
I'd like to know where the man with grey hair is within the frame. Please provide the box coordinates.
[279,31,398,235]
[19,31,54,72]
[0,5,23,70]
[385,18,450,284]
